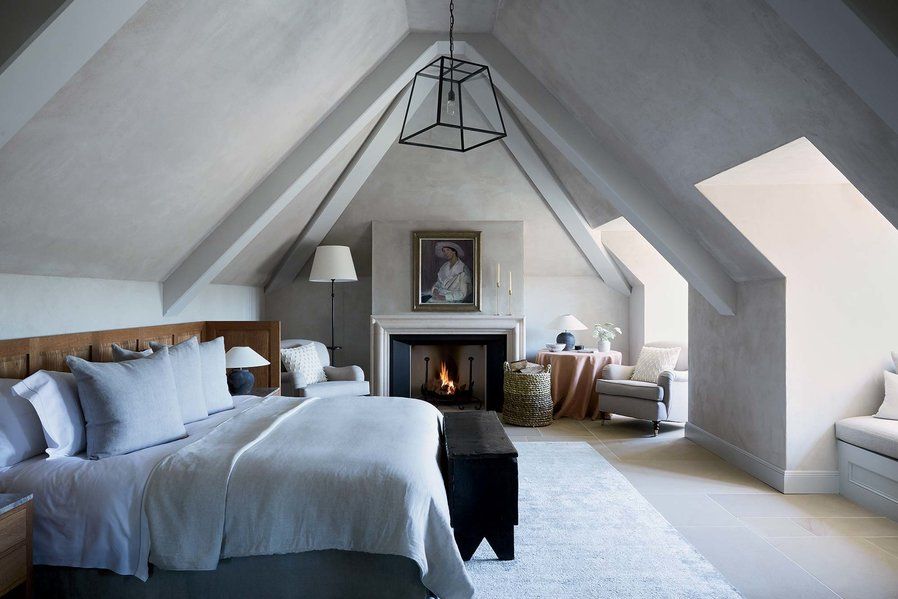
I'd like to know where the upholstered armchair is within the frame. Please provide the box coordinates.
[280,339,370,398]
[595,342,688,436]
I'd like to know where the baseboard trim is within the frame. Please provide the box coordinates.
[685,423,839,494]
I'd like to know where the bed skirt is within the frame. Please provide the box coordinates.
[35,550,431,599]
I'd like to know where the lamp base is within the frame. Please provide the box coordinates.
[227,368,255,396]
[556,331,575,351]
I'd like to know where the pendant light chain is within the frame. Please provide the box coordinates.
[449,0,455,63]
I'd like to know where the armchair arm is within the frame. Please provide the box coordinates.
[602,364,636,381]
[657,370,689,421]
[324,365,365,382]
[281,371,309,398]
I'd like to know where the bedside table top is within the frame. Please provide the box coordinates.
[0,493,32,516]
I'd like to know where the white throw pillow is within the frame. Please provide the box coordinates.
[282,344,327,384]
[12,370,86,458]
[0,378,46,467]
[874,370,898,421]
[631,346,682,383]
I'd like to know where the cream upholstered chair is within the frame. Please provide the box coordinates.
[280,339,369,398]
[595,341,688,436]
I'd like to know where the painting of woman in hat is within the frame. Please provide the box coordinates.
[413,231,481,311]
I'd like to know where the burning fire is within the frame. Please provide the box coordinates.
[438,361,456,395]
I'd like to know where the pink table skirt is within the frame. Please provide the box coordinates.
[535,349,623,420]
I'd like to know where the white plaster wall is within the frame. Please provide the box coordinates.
[698,181,898,472]
[265,139,629,372]
[0,274,262,339]
[688,280,788,470]
[601,229,688,362]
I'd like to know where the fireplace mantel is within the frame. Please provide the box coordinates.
[370,314,526,396]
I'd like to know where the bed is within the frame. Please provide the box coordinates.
[0,322,473,599]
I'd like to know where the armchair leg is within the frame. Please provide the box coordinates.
[652,421,661,436]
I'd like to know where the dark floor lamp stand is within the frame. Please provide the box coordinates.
[309,245,357,369]
[327,278,341,366]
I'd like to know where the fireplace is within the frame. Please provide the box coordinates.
[390,334,507,411]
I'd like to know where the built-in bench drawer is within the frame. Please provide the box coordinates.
[0,508,25,556]
[0,544,26,595]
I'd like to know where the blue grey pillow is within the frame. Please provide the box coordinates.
[148,337,208,424]
[65,347,186,459]
[111,344,152,362]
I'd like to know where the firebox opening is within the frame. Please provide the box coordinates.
[410,343,487,408]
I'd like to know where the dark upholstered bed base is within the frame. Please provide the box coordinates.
[36,550,430,598]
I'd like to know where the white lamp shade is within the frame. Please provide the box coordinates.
[309,245,357,282]
[225,346,270,369]
[548,314,587,331]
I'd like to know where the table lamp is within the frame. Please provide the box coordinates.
[548,314,587,351]
[225,346,270,395]
[309,245,357,365]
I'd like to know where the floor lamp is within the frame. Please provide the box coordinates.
[309,245,357,366]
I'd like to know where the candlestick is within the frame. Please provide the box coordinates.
[495,280,501,316]
[506,272,513,315]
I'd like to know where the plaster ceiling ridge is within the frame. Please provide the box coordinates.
[166,32,741,316]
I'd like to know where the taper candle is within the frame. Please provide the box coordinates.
[496,263,501,286]
[508,271,512,293]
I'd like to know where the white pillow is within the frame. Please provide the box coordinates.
[0,378,46,467]
[874,370,898,421]
[631,346,682,383]
[12,370,86,458]
[282,344,327,384]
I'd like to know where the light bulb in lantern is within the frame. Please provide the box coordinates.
[446,88,457,117]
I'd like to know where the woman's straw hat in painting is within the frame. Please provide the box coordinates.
[434,241,465,258]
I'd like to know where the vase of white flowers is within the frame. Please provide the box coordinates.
[592,322,622,353]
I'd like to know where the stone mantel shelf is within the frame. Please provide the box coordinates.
[370,314,526,396]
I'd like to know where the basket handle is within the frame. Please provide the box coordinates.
[504,361,511,372]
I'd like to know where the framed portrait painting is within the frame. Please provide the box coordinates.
[412,231,481,312]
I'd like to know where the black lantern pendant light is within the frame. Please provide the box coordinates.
[398,0,506,152]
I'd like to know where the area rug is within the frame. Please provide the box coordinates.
[465,442,741,598]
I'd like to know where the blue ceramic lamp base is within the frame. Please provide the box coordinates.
[227,368,255,395]
[556,331,575,351]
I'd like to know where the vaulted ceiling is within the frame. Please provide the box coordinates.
[0,0,895,312]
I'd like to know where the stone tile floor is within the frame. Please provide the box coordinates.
[504,416,898,599]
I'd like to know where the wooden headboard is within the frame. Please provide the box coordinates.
[0,321,281,388]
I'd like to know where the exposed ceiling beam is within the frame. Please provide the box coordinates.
[0,0,149,149]
[162,33,443,315]
[265,85,426,293]
[462,36,737,315]
[766,0,898,136]
[470,90,630,295]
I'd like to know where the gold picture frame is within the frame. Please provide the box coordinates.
[412,231,481,312]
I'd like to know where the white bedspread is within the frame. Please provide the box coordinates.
[145,396,473,599]
[0,395,264,579]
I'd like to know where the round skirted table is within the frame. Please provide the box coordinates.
[535,349,623,420]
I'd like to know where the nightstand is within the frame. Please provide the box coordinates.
[251,387,280,398]
[0,493,32,599]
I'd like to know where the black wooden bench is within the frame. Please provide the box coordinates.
[443,411,518,560]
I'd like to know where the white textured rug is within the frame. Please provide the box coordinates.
[465,442,741,598]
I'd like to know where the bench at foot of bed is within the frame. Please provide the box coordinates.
[443,411,519,561]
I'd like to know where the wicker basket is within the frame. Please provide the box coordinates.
[501,362,553,427]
